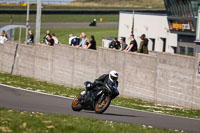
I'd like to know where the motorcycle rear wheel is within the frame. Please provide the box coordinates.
[71,94,83,111]
[95,95,111,114]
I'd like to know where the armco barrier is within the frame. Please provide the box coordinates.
[0,42,200,109]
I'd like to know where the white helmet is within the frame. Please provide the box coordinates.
[109,70,118,82]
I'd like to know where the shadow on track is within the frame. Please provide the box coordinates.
[83,111,141,118]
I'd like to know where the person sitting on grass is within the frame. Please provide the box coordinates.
[0,31,8,44]
[84,35,97,50]
[77,32,88,48]
[47,35,54,46]
[42,30,51,44]
[52,33,59,44]
[25,30,34,45]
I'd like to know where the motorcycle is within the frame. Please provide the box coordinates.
[71,81,114,114]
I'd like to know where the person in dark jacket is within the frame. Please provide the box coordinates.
[109,38,120,50]
[81,70,119,99]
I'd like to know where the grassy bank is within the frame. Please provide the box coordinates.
[0,108,185,133]
[0,0,165,10]
[0,14,119,23]
[0,72,200,119]
[69,0,164,9]
[14,27,118,46]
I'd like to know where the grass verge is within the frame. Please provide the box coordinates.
[14,27,118,46]
[0,72,200,119]
[0,108,185,133]
[0,14,119,23]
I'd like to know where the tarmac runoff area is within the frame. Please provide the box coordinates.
[0,22,118,28]
[0,84,200,133]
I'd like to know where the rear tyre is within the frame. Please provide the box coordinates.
[95,95,111,114]
[71,94,83,111]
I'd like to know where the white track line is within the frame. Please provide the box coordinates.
[0,83,200,121]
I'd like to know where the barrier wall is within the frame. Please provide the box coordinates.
[0,42,200,109]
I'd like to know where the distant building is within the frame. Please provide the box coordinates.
[164,0,200,56]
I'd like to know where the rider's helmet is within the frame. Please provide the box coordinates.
[109,70,118,82]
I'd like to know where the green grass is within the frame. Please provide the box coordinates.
[14,27,118,46]
[0,14,119,23]
[0,108,185,133]
[0,72,200,119]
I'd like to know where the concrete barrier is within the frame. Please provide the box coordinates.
[1,42,200,109]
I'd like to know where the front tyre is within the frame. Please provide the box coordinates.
[71,94,83,111]
[95,95,111,114]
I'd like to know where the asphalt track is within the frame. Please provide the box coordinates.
[0,84,200,133]
[0,22,118,28]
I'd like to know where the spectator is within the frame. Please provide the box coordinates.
[69,34,80,46]
[78,32,87,47]
[124,35,138,52]
[84,38,90,49]
[69,34,74,45]
[119,37,127,51]
[52,33,59,44]
[0,31,8,44]
[42,30,51,44]
[25,30,34,45]
[2,30,7,38]
[47,35,54,46]
[138,34,149,54]
[85,35,96,50]
[109,37,120,49]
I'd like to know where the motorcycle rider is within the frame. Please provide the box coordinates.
[81,70,119,99]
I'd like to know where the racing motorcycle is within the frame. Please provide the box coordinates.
[71,81,115,114]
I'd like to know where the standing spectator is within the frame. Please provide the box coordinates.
[42,30,51,44]
[25,30,34,45]
[124,35,138,52]
[119,37,127,51]
[0,31,8,44]
[109,37,120,49]
[85,35,96,50]
[138,34,149,54]
[78,32,87,47]
[52,33,59,44]
[47,35,54,46]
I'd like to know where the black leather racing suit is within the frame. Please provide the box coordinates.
[92,74,119,99]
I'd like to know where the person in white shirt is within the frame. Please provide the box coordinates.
[52,33,59,44]
[0,31,8,44]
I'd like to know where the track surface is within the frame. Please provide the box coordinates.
[0,84,200,133]
[0,22,118,28]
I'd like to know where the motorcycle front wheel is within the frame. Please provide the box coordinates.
[71,94,83,111]
[95,95,111,114]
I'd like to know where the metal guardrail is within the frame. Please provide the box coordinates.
[0,0,73,4]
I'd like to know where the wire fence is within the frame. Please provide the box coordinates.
[0,0,74,4]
